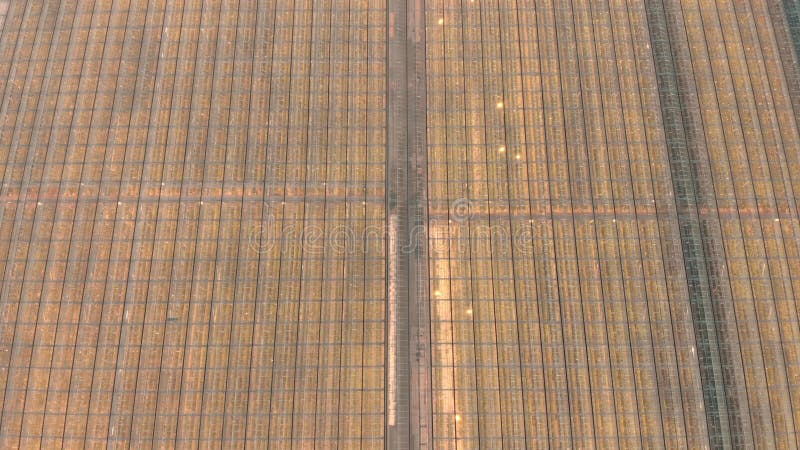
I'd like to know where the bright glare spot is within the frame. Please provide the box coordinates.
[466,309,473,315]
[498,146,505,153]
[438,18,444,25]
[455,414,462,422]
[515,154,521,160]
[496,101,504,109]
[775,218,780,222]
[434,290,441,297]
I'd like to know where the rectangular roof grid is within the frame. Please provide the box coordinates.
[424,0,800,448]
[0,0,799,448]
[0,0,386,447]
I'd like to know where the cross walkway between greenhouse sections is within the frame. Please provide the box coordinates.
[1,0,800,448]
